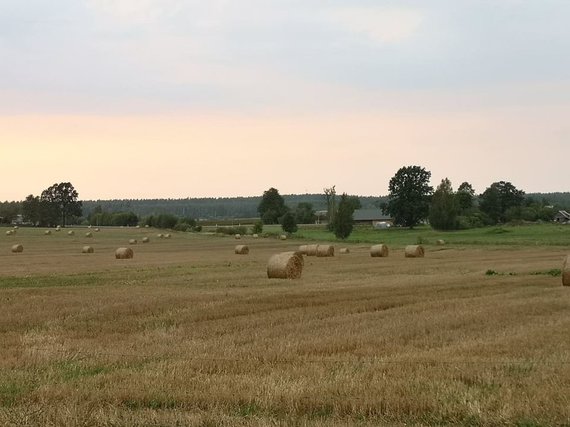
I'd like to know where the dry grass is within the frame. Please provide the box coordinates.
[1,228,570,425]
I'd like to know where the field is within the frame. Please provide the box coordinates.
[1,225,570,426]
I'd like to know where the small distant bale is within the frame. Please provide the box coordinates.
[164,233,171,239]
[13,226,18,230]
[405,245,425,258]
[11,244,23,253]
[280,234,287,240]
[67,230,75,236]
[136,225,140,229]
[129,239,137,245]
[95,228,100,232]
[88,225,92,229]
[6,230,13,236]
[252,234,259,238]
[85,232,93,238]
[305,244,319,256]
[145,224,149,228]
[82,246,94,254]
[340,248,350,254]
[563,255,570,286]
[370,244,389,257]
[316,245,335,257]
[115,247,134,259]
[142,237,150,243]
[55,226,61,231]
[45,230,52,235]
[267,251,303,279]
[235,234,241,240]
[157,233,164,238]
[436,239,445,246]
[235,245,249,255]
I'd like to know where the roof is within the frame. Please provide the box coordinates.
[556,210,570,220]
[353,208,391,221]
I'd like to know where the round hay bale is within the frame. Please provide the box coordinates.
[82,246,94,254]
[340,248,350,254]
[280,234,287,240]
[405,245,425,258]
[436,239,445,246]
[145,224,149,228]
[316,245,335,257]
[115,247,134,259]
[85,232,93,238]
[44,230,52,235]
[88,225,92,229]
[252,234,259,238]
[563,255,570,286]
[13,226,18,230]
[142,237,150,243]
[305,244,319,256]
[164,233,171,239]
[11,244,23,253]
[370,244,389,257]
[129,239,137,245]
[95,227,100,232]
[298,245,308,255]
[6,230,13,236]
[157,233,164,238]
[267,252,303,279]
[235,245,249,255]
[55,226,61,232]
[67,230,75,236]
[136,225,140,229]
[235,234,241,240]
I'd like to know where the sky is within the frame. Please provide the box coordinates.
[1,0,569,200]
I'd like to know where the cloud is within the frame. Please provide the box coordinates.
[327,6,424,44]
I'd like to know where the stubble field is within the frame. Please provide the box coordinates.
[1,227,569,426]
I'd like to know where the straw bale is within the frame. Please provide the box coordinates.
[340,248,350,254]
[235,234,241,240]
[370,244,389,257]
[563,255,570,286]
[45,230,51,235]
[6,230,13,236]
[67,230,75,236]
[316,244,335,257]
[405,245,425,258]
[85,232,93,238]
[253,234,259,238]
[305,244,319,256]
[129,239,137,245]
[142,237,150,243]
[267,251,303,279]
[235,245,249,255]
[280,234,287,240]
[298,245,308,255]
[157,233,164,238]
[11,244,23,253]
[436,239,445,246]
[164,233,171,239]
[115,247,134,259]
[82,246,94,254]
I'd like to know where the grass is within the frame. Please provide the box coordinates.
[1,225,570,425]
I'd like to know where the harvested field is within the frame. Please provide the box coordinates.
[1,227,570,426]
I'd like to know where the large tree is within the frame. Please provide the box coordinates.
[40,182,82,226]
[386,165,433,228]
[429,178,459,230]
[456,182,475,213]
[257,187,288,224]
[479,181,525,224]
[332,193,356,239]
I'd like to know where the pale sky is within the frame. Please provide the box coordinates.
[1,0,569,200]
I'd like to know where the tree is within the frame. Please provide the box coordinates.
[479,181,525,224]
[386,165,433,228]
[258,187,288,224]
[22,195,41,225]
[456,182,475,213]
[295,202,316,224]
[323,186,337,230]
[280,212,298,233]
[40,182,82,226]
[332,193,355,239]
[429,178,459,230]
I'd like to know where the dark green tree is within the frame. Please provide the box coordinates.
[22,195,41,225]
[40,182,82,226]
[323,186,337,231]
[332,193,355,239]
[386,165,433,228]
[258,187,288,224]
[479,181,525,224]
[280,212,298,233]
[429,178,459,230]
[295,202,316,224]
[456,182,475,213]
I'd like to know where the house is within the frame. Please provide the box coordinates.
[353,208,393,227]
[554,210,570,223]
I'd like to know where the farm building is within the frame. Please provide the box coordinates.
[554,210,570,223]
[353,209,393,227]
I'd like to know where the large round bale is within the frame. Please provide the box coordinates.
[234,234,241,240]
[129,239,137,245]
[267,252,303,279]
[370,244,389,257]
[67,230,75,236]
[44,230,52,235]
[115,247,134,259]
[235,245,249,255]
[11,244,23,253]
[280,234,287,240]
[316,245,335,257]
[405,245,425,258]
[298,245,308,255]
[82,246,94,254]
[340,248,350,254]
[85,232,93,238]
[305,244,319,256]
[142,237,150,243]
[563,255,570,286]
[436,239,445,246]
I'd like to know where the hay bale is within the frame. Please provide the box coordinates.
[129,239,137,245]
[157,233,164,238]
[136,225,140,229]
[340,248,350,254]
[563,255,570,286]
[82,246,94,254]
[280,234,287,240]
[267,251,303,279]
[316,245,334,257]
[88,225,92,229]
[405,245,425,258]
[235,234,241,240]
[67,230,75,236]
[436,239,445,246]
[11,244,23,253]
[44,230,52,235]
[370,244,389,257]
[252,234,259,238]
[235,245,249,255]
[115,247,134,259]
[305,244,319,256]
[6,230,13,236]
[95,227,100,232]
[164,233,171,239]
[85,232,93,238]
[298,245,308,255]
[13,226,18,230]
[55,226,61,232]
[142,237,150,243]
